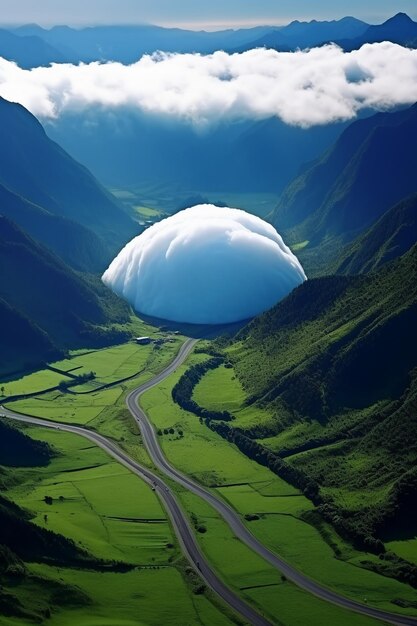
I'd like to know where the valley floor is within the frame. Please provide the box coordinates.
[1,329,417,625]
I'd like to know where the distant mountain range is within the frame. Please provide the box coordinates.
[0,26,65,68]
[233,15,369,52]
[6,23,277,65]
[0,13,416,70]
[236,13,417,52]
[336,12,417,51]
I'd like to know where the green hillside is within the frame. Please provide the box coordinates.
[188,246,417,566]
[0,297,60,375]
[0,97,137,265]
[0,183,108,272]
[0,217,130,375]
[334,193,417,275]
[273,104,417,273]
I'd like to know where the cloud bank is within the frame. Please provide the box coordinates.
[102,205,306,325]
[1,42,417,126]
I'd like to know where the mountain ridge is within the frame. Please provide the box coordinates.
[334,193,417,274]
[0,216,130,375]
[213,244,417,555]
[336,12,417,51]
[0,97,138,266]
[0,182,108,272]
[271,103,417,273]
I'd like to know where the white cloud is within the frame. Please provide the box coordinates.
[102,205,306,324]
[1,42,417,127]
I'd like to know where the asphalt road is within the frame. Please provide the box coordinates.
[2,337,417,626]
[1,390,272,625]
[127,338,417,626]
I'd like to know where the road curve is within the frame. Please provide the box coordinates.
[127,338,417,626]
[0,404,271,626]
[3,338,417,626]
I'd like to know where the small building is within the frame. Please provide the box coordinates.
[136,336,151,345]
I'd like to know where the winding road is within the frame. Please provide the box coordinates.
[3,337,417,626]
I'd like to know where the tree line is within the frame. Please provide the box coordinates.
[171,357,417,588]
[172,357,233,421]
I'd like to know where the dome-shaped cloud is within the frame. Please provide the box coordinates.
[102,205,306,324]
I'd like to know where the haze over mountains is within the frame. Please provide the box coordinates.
[241,12,417,52]
[337,12,417,51]
[0,98,136,259]
[46,112,347,193]
[1,13,416,194]
[334,193,417,275]
[2,13,416,67]
[234,16,369,52]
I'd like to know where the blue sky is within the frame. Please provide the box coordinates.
[0,0,416,29]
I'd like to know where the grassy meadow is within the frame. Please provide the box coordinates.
[0,423,234,626]
[111,182,278,220]
[194,354,417,569]
[141,351,417,619]
[2,331,417,625]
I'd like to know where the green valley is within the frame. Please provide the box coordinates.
[1,12,417,626]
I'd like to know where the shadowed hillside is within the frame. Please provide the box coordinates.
[334,193,417,275]
[0,217,130,375]
[272,104,417,273]
[0,97,137,265]
[199,245,417,556]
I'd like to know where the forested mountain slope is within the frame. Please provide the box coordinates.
[0,218,130,375]
[222,245,417,547]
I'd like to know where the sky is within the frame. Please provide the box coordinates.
[0,0,416,29]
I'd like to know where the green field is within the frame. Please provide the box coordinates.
[2,424,234,626]
[8,338,182,426]
[111,182,279,220]
[140,351,417,618]
[193,364,274,430]
[4,336,186,473]
[133,205,168,221]
[386,538,417,564]
[193,365,246,413]
[13,387,124,425]
[180,491,378,626]
[3,415,375,626]
[9,428,172,564]
[0,311,176,399]
[0,369,71,397]
[53,342,154,382]
[3,336,417,625]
